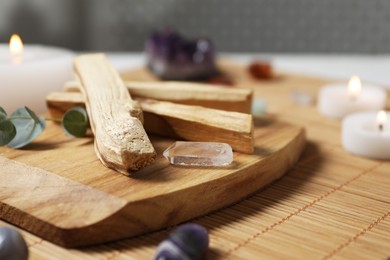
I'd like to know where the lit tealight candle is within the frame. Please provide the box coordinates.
[9,34,24,64]
[318,76,387,119]
[0,34,73,113]
[342,110,390,160]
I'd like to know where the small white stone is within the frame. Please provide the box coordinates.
[163,141,233,166]
[251,98,267,116]
[290,90,314,106]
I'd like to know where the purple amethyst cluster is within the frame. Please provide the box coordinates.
[146,30,218,81]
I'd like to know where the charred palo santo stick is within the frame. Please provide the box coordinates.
[46,92,254,154]
[64,80,253,113]
[74,53,156,173]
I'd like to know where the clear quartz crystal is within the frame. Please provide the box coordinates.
[163,141,233,166]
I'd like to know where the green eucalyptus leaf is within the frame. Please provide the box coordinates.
[0,113,16,146]
[62,107,88,137]
[7,107,46,148]
[0,107,7,116]
[24,106,40,124]
[0,113,6,121]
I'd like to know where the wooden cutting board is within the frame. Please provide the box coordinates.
[0,61,305,248]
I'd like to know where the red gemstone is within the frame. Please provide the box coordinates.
[248,61,273,80]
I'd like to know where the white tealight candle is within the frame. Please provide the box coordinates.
[342,111,390,160]
[0,34,74,113]
[318,76,387,119]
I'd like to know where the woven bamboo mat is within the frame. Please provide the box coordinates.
[1,64,389,259]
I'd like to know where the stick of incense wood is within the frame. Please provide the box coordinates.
[46,92,254,154]
[73,53,156,173]
[64,80,253,113]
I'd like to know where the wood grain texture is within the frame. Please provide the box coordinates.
[74,53,156,173]
[141,99,254,154]
[0,58,305,248]
[0,117,304,247]
[0,156,127,247]
[2,60,387,260]
[64,80,253,113]
[46,92,254,153]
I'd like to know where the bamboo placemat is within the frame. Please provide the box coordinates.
[1,64,389,259]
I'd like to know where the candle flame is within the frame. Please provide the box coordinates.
[348,75,361,100]
[9,34,24,63]
[376,110,387,132]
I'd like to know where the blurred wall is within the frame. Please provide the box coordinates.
[1,0,390,53]
[0,0,84,50]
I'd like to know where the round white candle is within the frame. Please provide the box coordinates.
[342,111,390,160]
[0,35,73,114]
[318,76,387,119]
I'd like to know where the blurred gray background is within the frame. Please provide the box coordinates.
[1,0,390,53]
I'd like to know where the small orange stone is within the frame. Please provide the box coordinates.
[248,61,273,80]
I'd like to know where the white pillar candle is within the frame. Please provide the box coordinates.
[342,111,390,160]
[318,76,387,119]
[0,35,74,114]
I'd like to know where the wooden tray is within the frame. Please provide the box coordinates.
[0,62,305,248]
[1,62,389,259]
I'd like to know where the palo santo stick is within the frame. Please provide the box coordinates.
[73,53,156,173]
[47,92,85,118]
[46,92,254,154]
[64,80,253,113]
[141,99,254,154]
[63,81,81,92]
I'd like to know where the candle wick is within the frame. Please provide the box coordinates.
[379,124,383,132]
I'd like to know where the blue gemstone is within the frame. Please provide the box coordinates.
[154,224,209,260]
[0,227,29,260]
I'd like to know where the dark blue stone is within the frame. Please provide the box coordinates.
[0,227,29,260]
[154,223,209,260]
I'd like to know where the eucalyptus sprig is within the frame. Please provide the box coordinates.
[0,106,89,148]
